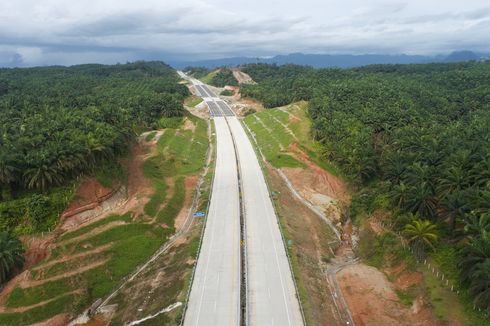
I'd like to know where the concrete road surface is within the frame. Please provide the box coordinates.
[228,117,304,326]
[183,117,241,326]
[182,71,303,325]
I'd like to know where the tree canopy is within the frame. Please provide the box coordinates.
[0,61,188,196]
[241,61,490,313]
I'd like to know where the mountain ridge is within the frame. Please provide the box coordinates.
[170,51,489,69]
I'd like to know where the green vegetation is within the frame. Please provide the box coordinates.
[143,114,207,222]
[199,70,219,84]
[0,185,74,235]
[0,62,188,240]
[0,113,209,323]
[395,286,417,306]
[0,293,77,325]
[244,110,303,168]
[145,131,157,142]
[183,67,210,79]
[0,231,24,284]
[184,67,238,87]
[358,230,415,270]
[220,89,234,96]
[243,103,340,174]
[184,95,203,108]
[242,62,490,317]
[208,69,238,87]
[403,219,439,260]
[95,162,127,189]
[57,213,132,242]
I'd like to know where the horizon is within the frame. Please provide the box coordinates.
[1,0,489,67]
[0,50,487,69]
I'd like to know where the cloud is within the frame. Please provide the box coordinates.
[0,0,489,66]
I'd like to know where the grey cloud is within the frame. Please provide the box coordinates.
[0,0,489,66]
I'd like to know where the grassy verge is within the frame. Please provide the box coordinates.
[199,70,218,84]
[57,213,132,242]
[184,95,203,108]
[0,114,210,324]
[244,113,303,168]
[243,102,340,174]
[241,116,338,325]
[105,120,213,325]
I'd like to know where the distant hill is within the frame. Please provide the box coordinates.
[445,51,480,62]
[170,51,488,69]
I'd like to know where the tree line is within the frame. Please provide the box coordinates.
[184,67,238,87]
[0,62,188,283]
[241,62,490,314]
[0,61,188,197]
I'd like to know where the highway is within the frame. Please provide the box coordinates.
[228,117,304,326]
[183,117,241,326]
[182,72,303,326]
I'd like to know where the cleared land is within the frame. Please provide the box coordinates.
[241,103,344,325]
[0,115,209,325]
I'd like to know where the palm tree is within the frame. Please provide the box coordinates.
[390,181,410,208]
[0,153,18,184]
[382,152,406,185]
[23,162,64,191]
[464,212,490,240]
[437,166,468,199]
[0,154,17,200]
[405,162,434,190]
[406,183,438,219]
[403,218,439,260]
[0,232,24,284]
[459,237,490,313]
[471,154,490,187]
[440,190,470,232]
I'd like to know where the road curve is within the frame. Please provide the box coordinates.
[183,117,241,326]
[228,117,304,326]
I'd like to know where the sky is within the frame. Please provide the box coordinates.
[0,0,489,66]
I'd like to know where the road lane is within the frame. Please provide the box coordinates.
[182,71,303,325]
[183,117,241,326]
[227,117,304,326]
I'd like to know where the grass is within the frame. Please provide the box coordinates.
[395,286,417,306]
[95,162,127,188]
[7,278,73,308]
[220,89,234,96]
[156,177,185,229]
[145,131,157,142]
[1,184,75,236]
[184,95,203,108]
[421,266,473,323]
[243,102,341,173]
[58,213,132,242]
[0,294,80,325]
[8,222,169,310]
[0,113,210,324]
[200,70,219,84]
[426,245,490,325]
[158,116,183,129]
[244,114,303,168]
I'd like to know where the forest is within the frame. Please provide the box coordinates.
[0,62,188,282]
[241,62,490,314]
[184,67,238,87]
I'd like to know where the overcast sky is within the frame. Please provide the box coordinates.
[1,0,489,66]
